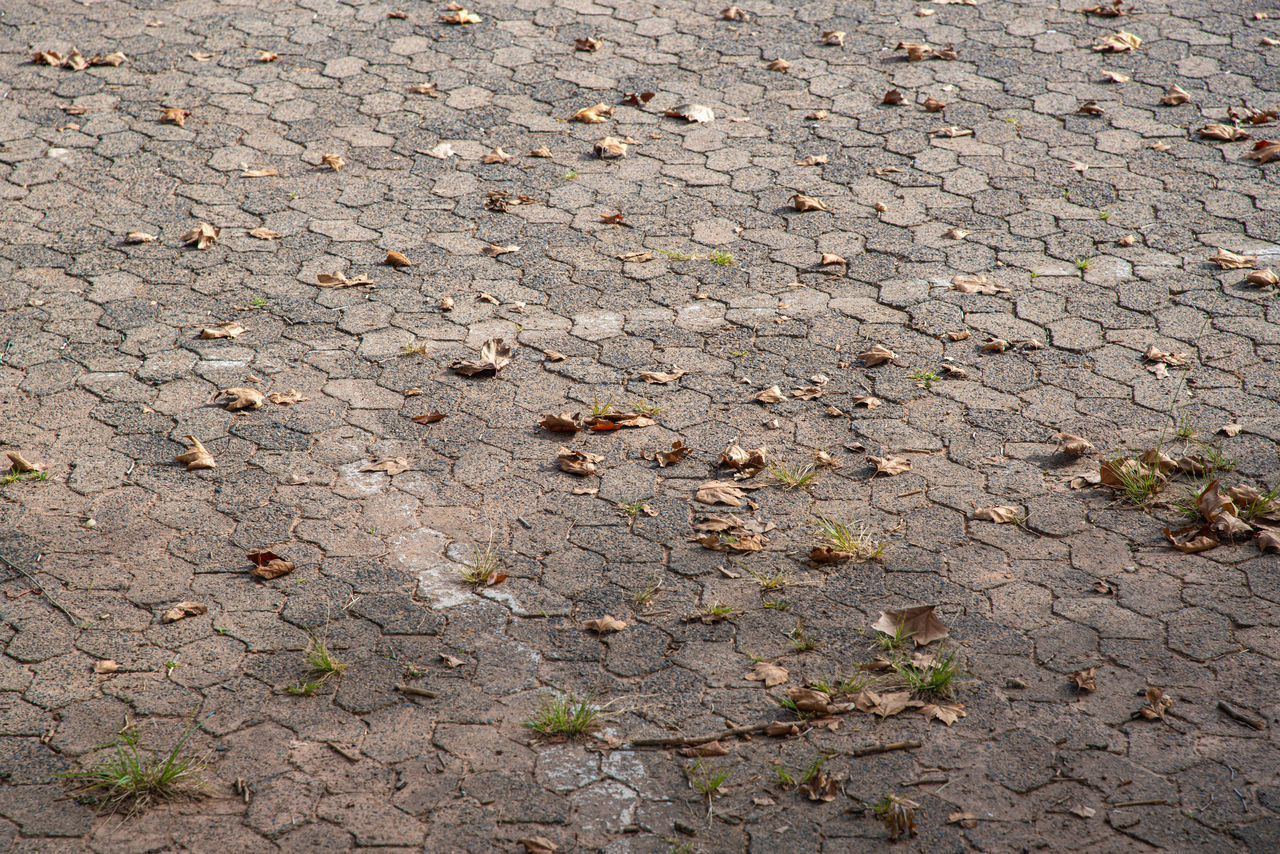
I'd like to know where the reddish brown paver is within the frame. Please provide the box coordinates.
[1,0,1279,851]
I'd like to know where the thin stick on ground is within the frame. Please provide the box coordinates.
[0,550,78,625]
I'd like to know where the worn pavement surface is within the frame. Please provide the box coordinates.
[1,0,1279,851]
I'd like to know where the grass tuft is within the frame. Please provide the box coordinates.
[523,693,601,738]
[769,460,819,490]
[64,722,207,814]
[894,647,961,699]
[814,516,886,560]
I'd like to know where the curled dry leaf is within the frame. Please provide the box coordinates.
[1144,343,1189,366]
[855,688,918,718]
[620,91,655,107]
[744,661,788,687]
[1160,84,1192,106]
[160,107,191,127]
[946,330,972,342]
[361,457,410,476]
[1093,31,1141,52]
[1072,667,1097,691]
[949,812,979,829]
[538,413,581,432]
[557,447,603,476]
[529,145,552,157]
[1138,687,1173,720]
[931,125,973,137]
[942,227,969,239]
[1077,0,1126,15]
[582,615,626,633]
[721,5,747,20]
[125,231,157,244]
[1077,99,1105,116]
[870,456,911,477]
[883,89,905,105]
[248,550,295,579]
[754,385,786,403]
[199,321,244,340]
[680,741,730,758]
[791,193,829,212]
[481,243,519,257]
[1258,528,1280,553]
[572,102,615,123]
[411,411,446,424]
[719,443,768,477]
[638,368,687,384]
[820,253,846,266]
[258,51,278,62]
[654,440,689,467]
[175,436,216,470]
[94,660,120,674]
[766,58,790,72]
[791,387,826,400]
[162,601,207,623]
[982,338,1010,353]
[181,222,219,249]
[695,480,748,507]
[859,344,896,366]
[873,605,948,646]
[439,8,482,24]
[481,146,510,164]
[800,772,840,802]
[249,227,281,240]
[1245,268,1279,287]
[973,505,1021,523]
[241,167,278,178]
[316,271,372,288]
[268,390,307,405]
[1164,522,1218,554]
[822,30,845,46]
[519,836,557,854]
[584,411,655,430]
[451,339,513,376]
[408,83,439,96]
[1055,433,1095,456]
[796,154,828,166]
[695,526,765,552]
[1210,248,1256,269]
[1117,234,1136,246]
[880,794,919,842]
[320,153,345,171]
[923,97,946,113]
[593,136,630,158]
[219,387,265,411]
[788,686,834,714]
[1244,140,1280,163]
[384,250,412,268]
[575,36,602,52]
[619,251,653,263]
[950,273,1005,294]
[664,103,715,123]
[424,142,455,159]
[851,396,882,408]
[919,703,966,725]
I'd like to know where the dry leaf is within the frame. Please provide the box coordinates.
[1077,99,1105,116]
[680,742,730,758]
[1072,667,1097,691]
[160,107,191,127]
[180,222,219,249]
[859,344,896,366]
[942,227,969,239]
[870,456,911,477]
[819,253,846,266]
[529,146,552,157]
[654,440,689,467]
[1144,344,1189,366]
[1210,248,1256,269]
[719,444,768,477]
[791,387,826,400]
[766,58,790,72]
[248,550,294,579]
[1164,523,1218,554]
[982,338,1010,353]
[1055,433,1095,456]
[538,413,582,432]
[544,350,565,361]
[441,654,465,669]
[241,167,278,178]
[851,396,882,409]
[258,51,278,62]
[439,8,481,24]
[1077,0,1126,15]
[476,292,499,305]
[1151,141,1171,152]
[424,142,455,159]
[94,660,119,675]
[880,795,918,841]
[664,103,715,123]
[316,271,373,288]
[1245,268,1279,287]
[949,812,978,829]
[930,125,973,137]
[919,703,966,725]
[162,601,207,623]
[946,330,971,341]
[175,436,216,470]
[481,146,510,164]
[593,136,629,158]
[584,411,655,430]
[799,772,840,802]
[620,91,655,106]
[744,661,788,687]
[1101,70,1130,83]
[411,411,445,424]
[557,447,603,476]
[199,321,245,341]
[721,6,747,20]
[950,273,1004,294]
[754,385,786,403]
[1093,31,1141,52]
[923,97,947,113]
[1160,84,1192,106]
[249,227,281,240]
[822,30,845,46]
[268,390,307,405]
[125,231,157,244]
[219,387,265,411]
[638,369,687,384]
[1258,528,1280,553]
[481,243,520,257]
[1138,687,1173,720]
[1244,140,1280,163]
[791,193,829,212]
[796,154,828,166]
[695,481,748,507]
[382,250,412,268]
[974,505,1021,523]
[1118,234,1136,246]
[451,339,512,376]
[575,36,602,52]
[408,83,439,96]
[873,605,948,646]
[855,688,918,718]
[519,839,557,854]
[582,615,626,633]
[361,457,410,476]
[573,102,615,123]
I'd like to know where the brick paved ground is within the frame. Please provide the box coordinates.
[1,0,1279,851]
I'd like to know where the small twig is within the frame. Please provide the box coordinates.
[849,739,921,758]
[627,721,775,748]
[0,550,78,625]
[1217,700,1265,730]
[395,684,436,698]
[327,741,362,762]
[1112,799,1170,808]
[901,775,948,787]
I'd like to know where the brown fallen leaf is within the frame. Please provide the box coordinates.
[1258,528,1280,553]
[859,344,896,366]
[942,227,969,239]
[268,390,308,405]
[883,89,905,105]
[1138,687,1173,720]
[1210,248,1256,269]
[124,231,157,244]
[1245,268,1279,287]
[538,413,582,432]
[383,250,412,268]
[800,771,840,802]
[695,481,748,507]
[1117,234,1136,246]
[481,243,519,257]
[557,447,603,476]
[1072,667,1097,691]
[175,436,216,470]
[180,222,219,249]
[439,8,481,24]
[361,457,410,476]
[766,58,790,72]
[162,601,207,623]
[451,339,513,376]
[973,505,1020,523]
[851,396,882,409]
[1077,0,1126,15]
[654,440,689,467]
[519,837,557,854]
[950,273,1005,294]
[408,82,439,96]
[754,385,786,403]
[855,688,918,718]
[1244,139,1280,163]
[744,661,788,687]
[1055,433,1095,456]
[638,369,687,384]
[6,451,44,474]
[476,292,499,305]
[620,91,655,107]
[199,321,244,340]
[1150,141,1171,152]
[719,444,768,477]
[796,154,828,166]
[258,50,278,62]
[316,271,373,288]
[930,125,973,138]
[791,193,830,212]
[679,741,730,758]
[241,167,278,178]
[1144,343,1189,366]
[248,550,294,579]
[544,350,566,361]
[879,794,919,841]
[791,387,826,400]
[1093,31,1141,52]
[160,107,191,127]
[94,660,119,675]
[946,330,971,342]
[949,812,978,829]
[720,5,747,20]
[320,153,345,171]
[593,136,630,158]
[1164,523,1218,554]
[1160,84,1192,106]
[582,615,626,633]
[819,253,846,266]
[573,102,615,123]
[873,605,948,646]
[1077,99,1105,116]
[411,411,446,424]
[249,227,281,240]
[822,29,845,46]
[219,387,265,411]
[664,103,715,123]
[981,338,1010,354]
[870,456,911,477]
[919,703,966,725]
[583,412,655,430]
[480,146,511,164]
[575,36,602,52]
[923,97,946,113]
[618,251,653,262]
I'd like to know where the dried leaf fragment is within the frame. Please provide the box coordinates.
[408,83,439,96]
[1210,248,1256,269]
[1078,99,1105,116]
[320,153,345,171]
[573,102,615,123]
[859,344,896,366]
[575,37,602,52]
[1077,0,1126,15]
[982,338,1010,353]
[950,273,1004,294]
[180,222,219,249]
[480,146,510,164]
[919,703,966,725]
[664,103,715,123]
[883,89,905,105]
[1072,667,1097,691]
[384,250,412,268]
[175,436,216,470]
[1093,31,1141,52]
[162,601,207,623]
[557,447,603,476]
[796,154,828,166]
[361,457,410,476]
[766,58,790,72]
[316,271,373,288]
[754,385,786,403]
[518,837,557,854]
[481,243,520,257]
[721,6,747,20]
[593,136,629,158]
[1055,433,1095,456]
[1160,85,1192,106]
[219,387,266,411]
[258,51,278,62]
[439,8,482,24]
[241,167,278,178]
[870,456,911,477]
[125,231,157,244]
[411,411,445,424]
[582,615,626,633]
[923,97,947,113]
[1144,343,1189,366]
[249,227,281,240]
[974,505,1021,524]
[199,322,244,340]
[654,440,689,467]
[450,338,513,376]
[695,481,748,507]
[744,661,788,687]
[1138,687,1173,720]
[160,107,191,127]
[638,369,687,384]
[1244,140,1280,163]
[1164,522,1218,554]
[791,193,829,212]
[819,253,846,266]
[94,660,119,674]
[538,413,582,432]
[1245,268,1279,287]
[6,452,44,473]
[880,795,919,841]
[248,550,295,580]
[873,606,947,646]
[942,227,969,239]
[268,390,307,405]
